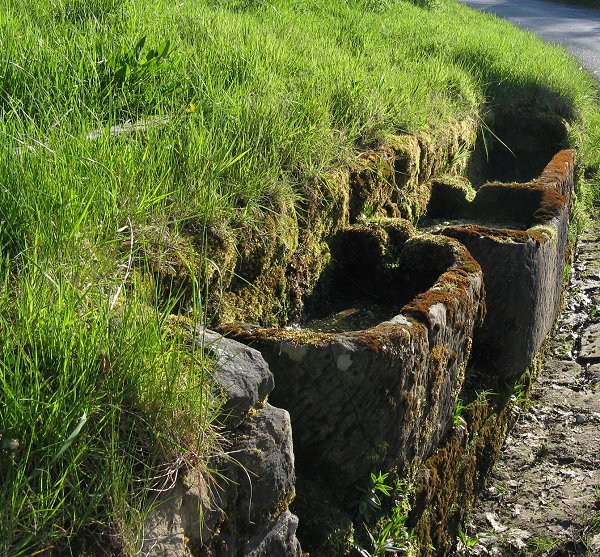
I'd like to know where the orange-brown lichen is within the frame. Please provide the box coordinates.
[448,238,483,275]
[535,149,576,198]
[532,186,568,224]
[403,268,480,327]
[403,287,457,327]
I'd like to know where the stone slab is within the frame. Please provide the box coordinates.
[197,328,274,422]
[587,363,600,384]
[544,359,582,385]
[579,322,600,362]
[581,260,600,280]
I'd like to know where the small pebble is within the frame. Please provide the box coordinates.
[0,438,19,451]
[575,414,587,424]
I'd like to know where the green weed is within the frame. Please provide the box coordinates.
[457,527,479,551]
[358,471,394,524]
[355,473,412,557]
[527,534,559,554]
[454,398,467,429]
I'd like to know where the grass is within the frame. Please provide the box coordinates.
[1,0,600,553]
[0,253,223,555]
[355,473,412,557]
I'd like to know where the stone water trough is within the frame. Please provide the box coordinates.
[221,227,485,489]
[424,150,576,377]
[144,150,577,557]
[220,150,575,497]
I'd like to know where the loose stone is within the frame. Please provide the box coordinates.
[578,322,600,361]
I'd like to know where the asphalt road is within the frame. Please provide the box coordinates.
[460,0,600,79]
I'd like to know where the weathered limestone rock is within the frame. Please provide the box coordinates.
[231,404,296,527]
[140,469,211,557]
[201,403,301,557]
[141,332,301,557]
[243,510,302,557]
[198,328,274,423]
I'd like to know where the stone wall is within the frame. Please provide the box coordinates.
[438,150,575,376]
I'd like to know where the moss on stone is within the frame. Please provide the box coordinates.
[443,223,543,245]
[386,120,478,221]
[404,352,551,557]
[348,147,398,222]
[219,322,336,348]
[408,397,513,556]
[400,237,483,330]
[426,175,476,219]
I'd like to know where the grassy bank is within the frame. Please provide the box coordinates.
[1,0,599,554]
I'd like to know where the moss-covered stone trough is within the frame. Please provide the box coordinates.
[204,148,577,556]
[131,102,577,557]
[423,150,576,377]
[220,228,485,491]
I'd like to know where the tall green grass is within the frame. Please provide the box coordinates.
[0,255,222,554]
[1,0,599,553]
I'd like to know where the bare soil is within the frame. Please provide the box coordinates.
[460,220,600,556]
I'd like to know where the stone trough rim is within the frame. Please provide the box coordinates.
[218,231,483,349]
[438,149,576,245]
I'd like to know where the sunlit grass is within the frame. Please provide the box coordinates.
[1,0,599,553]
